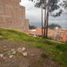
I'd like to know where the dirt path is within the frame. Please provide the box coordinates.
[0,40,60,67]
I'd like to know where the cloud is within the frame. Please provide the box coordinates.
[20,0,41,24]
[20,0,67,29]
[20,0,34,10]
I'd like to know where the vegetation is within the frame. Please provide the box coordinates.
[48,23,61,29]
[29,25,36,29]
[0,28,67,67]
[29,0,67,37]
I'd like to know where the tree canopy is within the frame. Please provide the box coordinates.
[29,0,67,16]
[29,0,67,37]
[48,23,61,29]
[29,25,36,29]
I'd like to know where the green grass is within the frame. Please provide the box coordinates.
[0,28,67,67]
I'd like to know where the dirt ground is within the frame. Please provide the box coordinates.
[0,40,60,67]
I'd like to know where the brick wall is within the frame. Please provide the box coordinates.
[0,0,29,33]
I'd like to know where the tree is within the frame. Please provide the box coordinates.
[29,0,67,38]
[29,25,36,29]
[48,23,61,29]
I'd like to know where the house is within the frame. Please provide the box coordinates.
[29,27,67,42]
[60,30,67,42]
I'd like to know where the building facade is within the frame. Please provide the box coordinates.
[29,28,67,42]
[0,0,29,32]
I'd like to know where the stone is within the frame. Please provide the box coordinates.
[22,52,28,57]
[17,47,22,53]
[22,47,26,52]
[17,47,28,57]
[11,49,16,55]
[9,55,14,58]
[0,54,4,58]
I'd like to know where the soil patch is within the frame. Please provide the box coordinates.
[0,40,60,67]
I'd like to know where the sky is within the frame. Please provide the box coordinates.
[20,0,67,29]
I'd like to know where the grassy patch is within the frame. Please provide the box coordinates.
[0,28,67,67]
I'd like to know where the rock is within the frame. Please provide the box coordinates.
[12,51,16,55]
[0,54,4,58]
[11,49,16,55]
[11,49,15,51]
[7,51,12,56]
[22,47,26,52]
[17,47,26,52]
[22,52,28,57]
[17,48,22,53]
[9,55,14,58]
[17,47,27,57]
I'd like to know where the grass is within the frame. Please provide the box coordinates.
[0,28,67,67]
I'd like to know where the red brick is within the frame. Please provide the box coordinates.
[0,0,29,33]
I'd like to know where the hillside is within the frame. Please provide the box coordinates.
[0,28,67,67]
